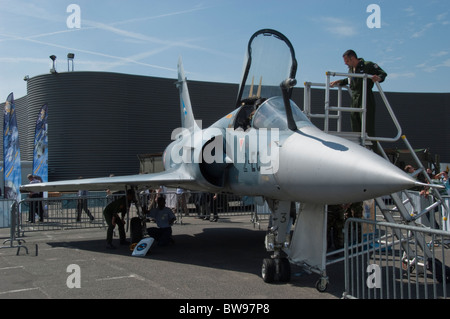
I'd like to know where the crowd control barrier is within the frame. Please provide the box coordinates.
[343,218,450,299]
[0,191,259,236]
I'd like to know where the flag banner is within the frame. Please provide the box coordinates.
[33,104,48,182]
[3,93,22,201]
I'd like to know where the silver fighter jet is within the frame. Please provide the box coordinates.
[20,29,423,286]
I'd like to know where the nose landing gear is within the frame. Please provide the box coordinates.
[261,257,291,283]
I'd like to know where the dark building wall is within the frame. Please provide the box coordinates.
[7,71,238,181]
[382,92,450,162]
[26,72,180,180]
[0,71,448,182]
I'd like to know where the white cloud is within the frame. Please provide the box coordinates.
[101,47,176,71]
[437,12,450,25]
[318,17,358,37]
[0,5,222,77]
[404,6,416,17]
[431,51,449,57]
[437,12,448,22]
[440,59,450,67]
[416,58,450,73]
[388,72,415,79]
[411,23,434,38]
[0,57,47,64]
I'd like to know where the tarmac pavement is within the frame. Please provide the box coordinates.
[0,215,345,301]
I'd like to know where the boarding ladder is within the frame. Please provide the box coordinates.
[304,71,449,259]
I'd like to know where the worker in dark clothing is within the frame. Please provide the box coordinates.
[331,50,387,137]
[103,189,134,249]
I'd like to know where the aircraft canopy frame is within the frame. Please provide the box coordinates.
[252,96,312,130]
[236,29,298,107]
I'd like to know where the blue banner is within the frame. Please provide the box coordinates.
[33,104,48,182]
[3,93,22,201]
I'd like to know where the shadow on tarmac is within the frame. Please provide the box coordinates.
[46,220,345,298]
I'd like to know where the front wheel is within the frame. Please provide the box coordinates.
[262,258,276,283]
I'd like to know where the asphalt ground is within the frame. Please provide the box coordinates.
[0,215,345,303]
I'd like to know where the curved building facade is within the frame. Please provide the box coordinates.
[20,71,237,180]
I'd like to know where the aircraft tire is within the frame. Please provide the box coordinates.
[262,258,276,283]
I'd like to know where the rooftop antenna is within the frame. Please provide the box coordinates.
[49,55,57,73]
[67,53,75,72]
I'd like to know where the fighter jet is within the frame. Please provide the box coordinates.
[20,29,422,286]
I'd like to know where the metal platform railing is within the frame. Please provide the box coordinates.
[303,72,448,226]
[303,72,449,294]
[304,71,402,146]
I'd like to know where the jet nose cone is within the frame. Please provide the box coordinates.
[350,153,416,199]
[277,128,417,204]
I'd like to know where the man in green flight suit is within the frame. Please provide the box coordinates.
[331,50,387,137]
[103,189,135,249]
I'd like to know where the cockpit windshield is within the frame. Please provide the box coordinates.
[252,96,312,130]
[236,29,297,106]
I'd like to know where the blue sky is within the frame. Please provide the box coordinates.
[0,0,449,101]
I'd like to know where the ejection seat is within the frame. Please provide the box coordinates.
[233,97,266,130]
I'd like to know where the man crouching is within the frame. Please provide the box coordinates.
[147,196,176,246]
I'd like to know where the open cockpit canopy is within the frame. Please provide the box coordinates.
[236,29,298,107]
[233,29,309,131]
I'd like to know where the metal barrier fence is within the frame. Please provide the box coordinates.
[16,192,110,233]
[0,198,17,228]
[343,218,450,299]
[167,192,257,225]
[0,191,262,233]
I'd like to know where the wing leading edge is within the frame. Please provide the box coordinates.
[20,168,196,193]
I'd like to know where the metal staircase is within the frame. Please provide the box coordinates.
[303,71,449,260]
